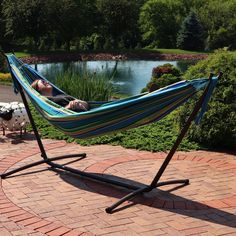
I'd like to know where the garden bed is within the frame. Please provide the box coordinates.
[21,52,208,64]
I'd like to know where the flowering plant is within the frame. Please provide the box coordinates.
[0,73,11,81]
[141,64,181,93]
[152,63,180,78]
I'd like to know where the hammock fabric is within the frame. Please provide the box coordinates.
[6,54,217,139]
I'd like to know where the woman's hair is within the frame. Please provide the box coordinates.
[31,79,40,92]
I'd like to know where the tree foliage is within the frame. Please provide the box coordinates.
[45,0,97,51]
[2,0,47,48]
[197,0,236,50]
[139,0,183,48]
[97,0,142,48]
[0,0,5,46]
[1,0,236,51]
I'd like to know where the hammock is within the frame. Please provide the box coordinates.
[7,54,214,139]
[2,54,220,213]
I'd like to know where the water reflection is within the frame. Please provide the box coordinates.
[34,60,195,96]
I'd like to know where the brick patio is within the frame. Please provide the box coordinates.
[0,131,236,235]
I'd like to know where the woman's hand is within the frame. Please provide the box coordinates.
[66,100,89,111]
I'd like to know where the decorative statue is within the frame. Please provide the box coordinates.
[0,102,29,136]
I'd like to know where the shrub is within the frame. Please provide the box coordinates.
[179,50,236,149]
[0,73,12,83]
[142,64,181,92]
[0,53,8,73]
[0,73,12,86]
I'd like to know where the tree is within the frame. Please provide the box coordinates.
[197,0,236,50]
[2,0,47,49]
[139,0,183,48]
[46,0,97,51]
[0,0,5,48]
[176,11,204,51]
[97,0,142,48]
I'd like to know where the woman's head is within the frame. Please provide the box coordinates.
[31,79,53,96]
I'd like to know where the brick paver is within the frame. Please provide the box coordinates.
[0,131,236,235]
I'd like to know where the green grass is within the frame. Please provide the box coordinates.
[143,48,209,54]
[13,52,31,57]
[2,51,31,57]
[28,103,200,152]
[8,50,67,57]
[6,51,65,57]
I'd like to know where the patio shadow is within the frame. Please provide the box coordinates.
[56,169,236,229]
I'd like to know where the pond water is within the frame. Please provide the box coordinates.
[34,60,195,96]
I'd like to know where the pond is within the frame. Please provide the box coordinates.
[34,60,196,96]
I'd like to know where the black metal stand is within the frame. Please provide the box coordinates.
[0,61,221,213]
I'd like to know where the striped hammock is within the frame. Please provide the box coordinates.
[6,54,217,139]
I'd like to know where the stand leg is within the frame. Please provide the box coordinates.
[1,153,86,179]
[105,186,150,213]
[105,178,189,214]
[155,179,189,188]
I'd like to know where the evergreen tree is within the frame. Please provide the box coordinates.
[177,11,204,51]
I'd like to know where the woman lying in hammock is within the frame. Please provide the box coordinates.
[31,79,89,112]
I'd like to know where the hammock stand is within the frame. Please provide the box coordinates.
[1,54,221,213]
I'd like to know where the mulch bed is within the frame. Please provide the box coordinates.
[21,52,208,64]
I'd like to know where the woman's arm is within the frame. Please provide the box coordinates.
[65,100,89,111]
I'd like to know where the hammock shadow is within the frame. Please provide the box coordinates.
[0,136,5,143]
[0,132,34,144]
[0,132,35,144]
[57,169,236,228]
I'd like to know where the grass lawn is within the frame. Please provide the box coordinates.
[14,52,31,57]
[143,48,209,54]
[8,51,65,57]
